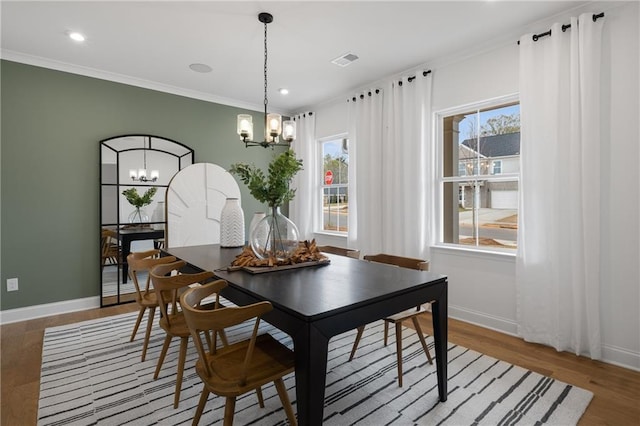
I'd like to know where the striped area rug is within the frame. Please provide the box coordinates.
[38,306,592,425]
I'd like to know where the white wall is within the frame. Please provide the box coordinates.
[598,1,639,369]
[310,1,640,370]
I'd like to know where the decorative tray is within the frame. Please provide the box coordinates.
[232,258,331,274]
[227,240,330,274]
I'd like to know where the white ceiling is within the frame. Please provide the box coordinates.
[1,1,592,114]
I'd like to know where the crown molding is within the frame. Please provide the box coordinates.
[0,49,283,114]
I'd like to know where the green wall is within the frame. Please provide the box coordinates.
[0,60,286,310]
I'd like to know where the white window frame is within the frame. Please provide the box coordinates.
[316,134,349,236]
[434,93,520,254]
[492,159,503,175]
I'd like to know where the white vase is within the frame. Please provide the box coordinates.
[220,198,245,247]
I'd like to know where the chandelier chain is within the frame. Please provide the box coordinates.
[264,20,268,109]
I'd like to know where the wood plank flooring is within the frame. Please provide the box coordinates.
[1,305,639,425]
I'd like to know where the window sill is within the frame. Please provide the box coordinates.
[431,243,516,262]
[313,231,348,239]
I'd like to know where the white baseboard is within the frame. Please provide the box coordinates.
[449,304,519,336]
[601,343,640,372]
[0,297,100,325]
[448,304,640,372]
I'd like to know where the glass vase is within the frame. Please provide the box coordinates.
[249,212,266,238]
[128,207,149,225]
[250,206,299,260]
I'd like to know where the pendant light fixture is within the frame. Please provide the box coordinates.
[237,12,296,148]
[129,136,159,182]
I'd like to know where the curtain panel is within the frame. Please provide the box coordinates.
[347,91,384,255]
[382,74,433,259]
[290,112,316,240]
[516,13,604,359]
[348,73,433,259]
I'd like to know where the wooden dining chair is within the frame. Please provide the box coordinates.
[126,249,177,362]
[101,228,120,269]
[150,260,215,409]
[181,281,297,426]
[348,253,433,387]
[317,245,360,259]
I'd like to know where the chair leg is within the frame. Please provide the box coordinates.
[154,334,172,379]
[256,386,265,408]
[130,307,146,342]
[223,396,237,426]
[384,321,390,346]
[192,385,210,426]
[173,336,189,408]
[274,378,297,426]
[141,306,156,362]
[411,317,433,364]
[348,326,366,361]
[395,322,403,387]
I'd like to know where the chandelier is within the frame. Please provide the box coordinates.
[129,137,158,182]
[237,12,296,148]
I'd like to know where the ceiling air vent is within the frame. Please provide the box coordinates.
[331,53,359,67]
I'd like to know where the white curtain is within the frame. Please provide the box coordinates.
[289,112,316,239]
[347,90,384,255]
[382,74,433,259]
[348,72,433,259]
[516,14,604,358]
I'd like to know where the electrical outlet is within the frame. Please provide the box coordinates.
[7,278,19,292]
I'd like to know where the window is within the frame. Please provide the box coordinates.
[438,97,520,250]
[320,137,349,233]
[492,160,502,175]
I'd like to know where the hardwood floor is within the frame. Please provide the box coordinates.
[1,307,639,425]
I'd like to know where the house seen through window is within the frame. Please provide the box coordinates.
[440,98,520,250]
[320,137,349,233]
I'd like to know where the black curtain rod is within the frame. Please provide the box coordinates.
[293,112,313,121]
[347,69,432,102]
[517,12,604,45]
[398,70,431,86]
[351,89,381,102]
[401,69,432,86]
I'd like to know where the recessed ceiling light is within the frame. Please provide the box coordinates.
[67,31,86,42]
[279,88,289,95]
[189,63,212,73]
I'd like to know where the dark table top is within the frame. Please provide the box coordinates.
[118,227,164,236]
[164,244,448,321]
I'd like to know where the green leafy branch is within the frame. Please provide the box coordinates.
[229,150,303,207]
[122,187,157,208]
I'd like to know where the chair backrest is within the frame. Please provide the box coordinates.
[181,282,273,384]
[101,229,118,262]
[127,249,177,299]
[150,260,214,328]
[317,245,360,259]
[363,253,429,271]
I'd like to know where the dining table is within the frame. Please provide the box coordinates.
[163,244,448,426]
[118,227,165,283]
